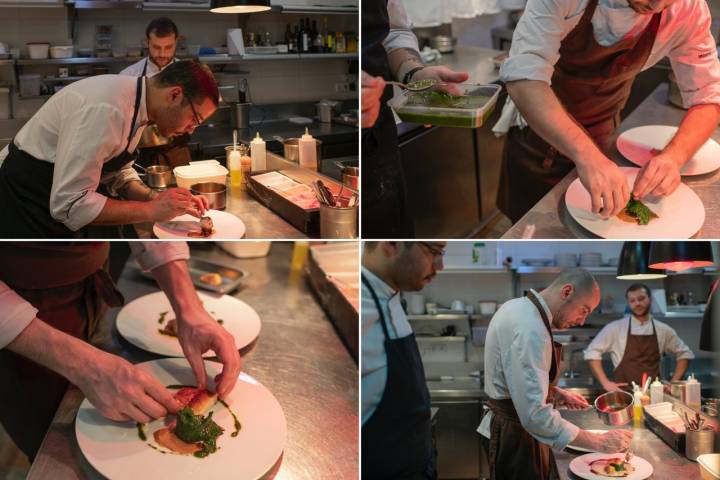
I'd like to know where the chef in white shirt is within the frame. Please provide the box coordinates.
[120,17,179,78]
[584,282,694,392]
[362,241,446,479]
[0,60,217,238]
[479,268,633,479]
[493,0,720,223]
[0,241,242,461]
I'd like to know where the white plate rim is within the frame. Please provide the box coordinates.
[568,452,653,480]
[153,209,246,239]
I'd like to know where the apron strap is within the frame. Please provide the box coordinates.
[102,76,144,174]
[526,291,560,384]
[361,274,391,340]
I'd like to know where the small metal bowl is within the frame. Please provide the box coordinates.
[594,390,633,426]
[190,182,227,210]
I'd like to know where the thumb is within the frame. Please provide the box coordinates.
[185,348,208,390]
[439,68,469,83]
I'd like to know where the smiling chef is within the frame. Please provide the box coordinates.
[0,60,217,239]
[493,0,720,223]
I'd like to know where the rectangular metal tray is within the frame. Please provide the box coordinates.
[644,408,685,454]
[139,258,246,295]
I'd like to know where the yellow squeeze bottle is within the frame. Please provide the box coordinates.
[633,387,643,427]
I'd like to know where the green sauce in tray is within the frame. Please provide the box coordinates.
[397,92,496,128]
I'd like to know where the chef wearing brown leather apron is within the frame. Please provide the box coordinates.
[497,0,662,222]
[483,291,564,480]
[0,242,123,460]
[612,316,661,388]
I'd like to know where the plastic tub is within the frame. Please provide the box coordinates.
[698,454,720,480]
[18,74,42,97]
[50,45,74,59]
[26,42,50,59]
[173,160,228,190]
[389,83,502,128]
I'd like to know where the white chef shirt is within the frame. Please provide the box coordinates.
[361,266,414,425]
[494,0,720,133]
[583,315,695,368]
[383,0,421,56]
[478,289,580,450]
[0,75,150,232]
[119,57,177,78]
[0,242,190,350]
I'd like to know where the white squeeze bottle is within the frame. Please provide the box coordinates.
[298,128,317,171]
[650,377,664,404]
[250,132,266,171]
[686,373,701,408]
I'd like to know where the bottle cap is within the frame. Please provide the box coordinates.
[252,132,264,143]
[301,127,314,141]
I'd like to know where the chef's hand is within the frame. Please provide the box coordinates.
[175,305,242,401]
[76,349,179,423]
[602,380,629,392]
[553,387,591,410]
[632,151,682,199]
[594,429,634,453]
[411,66,469,96]
[148,188,197,222]
[189,194,209,217]
[362,71,385,128]
[575,156,630,218]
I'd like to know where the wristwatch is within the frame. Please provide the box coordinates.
[403,66,425,86]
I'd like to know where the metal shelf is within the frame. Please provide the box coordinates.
[199,53,356,63]
[0,59,15,66]
[438,266,510,274]
[17,57,137,65]
[43,76,87,82]
[513,266,618,275]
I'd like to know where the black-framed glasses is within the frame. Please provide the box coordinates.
[186,97,203,127]
[419,242,446,259]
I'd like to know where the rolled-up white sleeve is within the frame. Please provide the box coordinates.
[0,281,38,349]
[668,0,720,108]
[583,323,615,361]
[383,0,420,54]
[101,165,143,198]
[661,324,695,360]
[505,324,580,449]
[129,241,190,272]
[500,0,583,84]
[50,101,127,231]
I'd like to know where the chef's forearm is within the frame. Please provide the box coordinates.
[588,360,611,387]
[121,180,157,202]
[670,358,690,381]
[90,197,154,226]
[663,104,720,165]
[505,80,605,167]
[387,47,423,82]
[5,316,103,387]
[150,259,204,323]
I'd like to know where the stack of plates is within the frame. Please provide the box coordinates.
[554,253,578,268]
[580,252,602,267]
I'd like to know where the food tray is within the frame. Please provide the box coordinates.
[247,171,320,235]
[644,406,685,453]
[139,258,246,295]
[390,83,502,128]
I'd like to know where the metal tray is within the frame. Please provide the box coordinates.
[139,258,247,295]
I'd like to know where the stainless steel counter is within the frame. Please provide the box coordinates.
[555,409,706,480]
[27,243,358,480]
[503,83,720,238]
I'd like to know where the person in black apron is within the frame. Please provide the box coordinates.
[699,279,717,352]
[361,273,436,480]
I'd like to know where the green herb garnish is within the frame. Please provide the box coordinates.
[174,407,224,458]
[625,197,653,225]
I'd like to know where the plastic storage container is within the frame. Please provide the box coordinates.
[390,83,502,128]
[698,454,720,480]
[50,45,74,59]
[173,160,228,189]
[26,42,49,59]
[18,74,42,97]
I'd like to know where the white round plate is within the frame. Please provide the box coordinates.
[153,210,246,239]
[566,430,609,453]
[76,358,286,480]
[617,125,720,176]
[116,291,261,357]
[565,167,705,239]
[569,452,653,480]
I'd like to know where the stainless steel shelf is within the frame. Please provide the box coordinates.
[408,314,470,321]
[199,53,356,63]
[16,57,136,65]
[438,266,510,274]
[513,266,618,275]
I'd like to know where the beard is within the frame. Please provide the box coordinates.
[631,304,651,317]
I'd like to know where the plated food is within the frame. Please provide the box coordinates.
[589,457,636,477]
[569,452,652,480]
[154,210,246,239]
[617,125,720,176]
[117,291,261,357]
[618,197,657,225]
[565,166,705,238]
[76,359,287,480]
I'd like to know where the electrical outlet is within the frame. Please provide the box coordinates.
[335,82,350,93]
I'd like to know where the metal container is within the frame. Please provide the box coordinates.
[687,428,716,461]
[316,100,340,123]
[671,380,688,400]
[190,181,227,210]
[320,203,358,239]
[282,138,323,164]
[340,166,359,190]
[231,102,251,129]
[430,35,456,53]
[137,164,173,189]
[594,390,633,426]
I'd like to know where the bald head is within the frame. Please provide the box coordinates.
[548,268,598,296]
[543,268,600,329]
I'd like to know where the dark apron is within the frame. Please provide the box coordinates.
[0,77,145,239]
[483,291,563,480]
[497,0,663,222]
[0,242,124,461]
[137,58,191,169]
[361,274,436,480]
[699,280,717,352]
[613,317,661,387]
[361,0,414,238]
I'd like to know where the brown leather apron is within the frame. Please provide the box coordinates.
[497,0,663,222]
[484,291,564,480]
[0,242,124,460]
[613,317,661,388]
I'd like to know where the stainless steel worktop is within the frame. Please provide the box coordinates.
[503,82,720,238]
[26,243,358,480]
[555,409,707,480]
